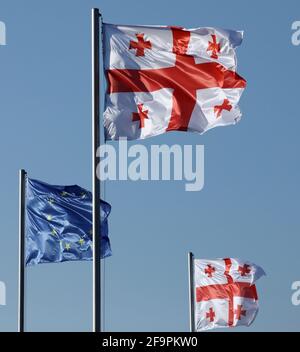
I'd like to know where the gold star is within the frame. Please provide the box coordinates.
[48,198,54,205]
[51,228,58,237]
[47,215,52,221]
[65,243,71,251]
[78,238,85,246]
[61,191,68,197]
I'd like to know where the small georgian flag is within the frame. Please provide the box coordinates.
[193,258,265,331]
[103,23,246,140]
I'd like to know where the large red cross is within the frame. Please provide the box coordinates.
[196,258,257,327]
[132,103,149,128]
[106,28,246,133]
[129,33,152,57]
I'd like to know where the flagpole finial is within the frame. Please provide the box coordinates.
[92,7,101,18]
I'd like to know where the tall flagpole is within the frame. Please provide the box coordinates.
[188,252,196,332]
[18,169,26,332]
[92,8,101,332]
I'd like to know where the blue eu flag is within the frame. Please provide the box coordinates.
[25,178,112,266]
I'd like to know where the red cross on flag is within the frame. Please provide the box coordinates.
[193,258,265,331]
[103,23,246,140]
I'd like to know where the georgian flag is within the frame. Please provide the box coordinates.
[193,258,265,331]
[103,23,246,140]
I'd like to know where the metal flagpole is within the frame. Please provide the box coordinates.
[18,169,26,332]
[92,8,101,333]
[188,252,196,332]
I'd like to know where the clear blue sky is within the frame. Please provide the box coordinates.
[0,0,300,332]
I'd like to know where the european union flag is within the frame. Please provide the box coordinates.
[25,178,112,266]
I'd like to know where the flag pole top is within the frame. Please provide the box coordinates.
[92,8,102,18]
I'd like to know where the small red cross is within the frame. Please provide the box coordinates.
[204,264,216,278]
[206,307,216,322]
[234,304,246,320]
[238,264,251,277]
[129,33,152,56]
[214,99,232,118]
[207,34,221,59]
[132,104,149,128]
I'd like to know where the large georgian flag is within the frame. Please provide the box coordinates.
[103,24,246,140]
[193,258,265,331]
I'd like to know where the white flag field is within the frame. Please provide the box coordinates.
[103,23,246,140]
[193,258,265,331]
